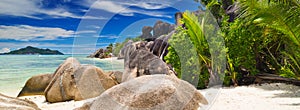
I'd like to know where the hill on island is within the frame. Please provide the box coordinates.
[3,46,64,55]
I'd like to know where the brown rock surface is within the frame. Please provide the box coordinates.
[73,65,118,101]
[44,57,80,103]
[76,75,208,110]
[18,73,52,97]
[0,93,40,110]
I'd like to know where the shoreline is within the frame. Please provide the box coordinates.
[12,83,299,110]
[95,57,124,62]
[0,56,125,98]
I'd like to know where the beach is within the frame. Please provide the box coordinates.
[1,55,299,110]
[203,83,300,110]
[11,83,299,110]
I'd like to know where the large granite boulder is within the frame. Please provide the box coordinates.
[106,71,123,84]
[140,26,153,39]
[73,65,118,101]
[0,93,40,110]
[150,31,174,59]
[122,45,175,82]
[76,75,208,110]
[153,20,175,38]
[117,40,134,59]
[18,73,53,97]
[44,57,81,103]
[145,41,154,51]
[44,58,117,103]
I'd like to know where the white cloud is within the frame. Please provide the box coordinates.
[92,1,132,14]
[0,0,175,19]
[82,15,107,20]
[75,30,97,34]
[0,48,10,53]
[85,0,177,10]
[121,2,170,10]
[0,25,75,41]
[0,0,39,17]
[99,35,120,39]
[86,0,174,18]
[37,9,107,19]
[0,0,106,19]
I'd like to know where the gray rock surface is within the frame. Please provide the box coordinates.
[140,26,153,39]
[153,20,175,38]
[117,40,134,59]
[150,31,174,59]
[122,46,174,82]
[76,75,208,110]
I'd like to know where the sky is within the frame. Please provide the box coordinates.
[0,0,201,54]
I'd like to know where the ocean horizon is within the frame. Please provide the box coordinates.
[0,55,124,97]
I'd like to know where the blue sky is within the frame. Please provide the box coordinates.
[0,0,200,54]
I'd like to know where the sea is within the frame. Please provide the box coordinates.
[0,55,124,97]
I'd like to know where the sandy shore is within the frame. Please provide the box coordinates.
[18,95,93,110]
[15,83,300,110]
[201,83,300,110]
[96,57,123,63]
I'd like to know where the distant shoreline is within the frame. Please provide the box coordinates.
[2,46,64,55]
[0,54,89,56]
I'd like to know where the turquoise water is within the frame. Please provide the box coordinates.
[0,55,124,96]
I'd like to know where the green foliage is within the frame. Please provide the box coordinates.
[113,42,122,56]
[217,0,300,83]
[224,18,262,74]
[165,11,209,88]
[279,65,297,79]
[106,43,113,53]
[165,11,226,88]
[234,0,300,77]
[184,0,300,87]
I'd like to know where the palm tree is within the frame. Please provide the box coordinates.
[237,0,300,78]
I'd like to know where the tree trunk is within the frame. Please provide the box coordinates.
[255,73,300,86]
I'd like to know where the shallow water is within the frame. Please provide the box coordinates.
[0,55,124,97]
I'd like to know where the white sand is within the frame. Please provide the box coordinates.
[96,57,124,63]
[15,83,300,110]
[18,95,93,110]
[200,83,300,110]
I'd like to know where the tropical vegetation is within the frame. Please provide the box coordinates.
[165,0,300,88]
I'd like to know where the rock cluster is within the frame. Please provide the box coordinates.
[17,46,207,109]
[76,27,207,109]
[122,43,176,82]
[88,48,112,59]
[15,12,208,109]
[18,58,119,103]
[76,75,208,110]
[140,21,175,39]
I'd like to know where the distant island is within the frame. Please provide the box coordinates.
[1,46,64,55]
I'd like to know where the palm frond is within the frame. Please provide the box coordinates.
[182,11,210,64]
[237,0,300,46]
